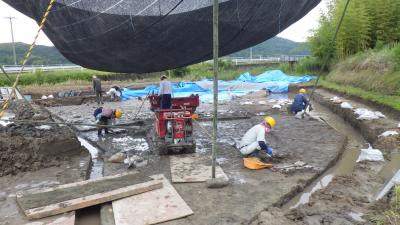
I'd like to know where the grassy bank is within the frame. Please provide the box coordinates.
[326,44,400,96]
[371,185,400,225]
[293,45,400,111]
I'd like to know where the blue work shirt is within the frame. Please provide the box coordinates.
[291,93,308,113]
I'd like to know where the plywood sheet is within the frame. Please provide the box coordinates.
[112,175,193,225]
[170,154,228,183]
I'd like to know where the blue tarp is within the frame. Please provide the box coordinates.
[122,70,316,102]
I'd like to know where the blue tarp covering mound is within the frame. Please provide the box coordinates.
[122,70,316,102]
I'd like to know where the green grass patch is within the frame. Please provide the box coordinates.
[0,69,109,86]
[316,79,400,111]
[327,44,400,96]
[370,185,400,225]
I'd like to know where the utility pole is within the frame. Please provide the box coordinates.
[211,0,219,179]
[4,16,17,65]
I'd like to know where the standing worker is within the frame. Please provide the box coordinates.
[239,116,276,162]
[94,107,123,136]
[92,75,103,105]
[159,75,173,109]
[289,88,310,114]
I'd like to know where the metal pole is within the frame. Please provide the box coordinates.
[212,0,219,179]
[4,17,17,65]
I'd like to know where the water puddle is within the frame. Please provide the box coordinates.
[77,137,103,179]
[289,174,334,209]
[284,103,364,209]
[375,169,400,200]
[0,111,15,127]
[112,137,149,152]
[378,151,400,181]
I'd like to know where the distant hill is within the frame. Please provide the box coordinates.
[0,42,70,65]
[229,37,310,58]
[0,37,310,66]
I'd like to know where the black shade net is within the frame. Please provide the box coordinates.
[4,0,321,73]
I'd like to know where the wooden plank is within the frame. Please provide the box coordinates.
[17,172,139,196]
[170,154,228,183]
[17,173,150,210]
[23,179,162,220]
[112,175,193,225]
[24,212,75,225]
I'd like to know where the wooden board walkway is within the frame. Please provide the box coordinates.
[17,172,162,220]
[112,175,193,225]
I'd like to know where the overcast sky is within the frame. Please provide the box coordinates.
[0,0,327,46]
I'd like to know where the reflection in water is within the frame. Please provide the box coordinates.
[77,137,103,179]
[290,174,334,209]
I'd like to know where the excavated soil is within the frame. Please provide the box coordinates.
[0,100,88,176]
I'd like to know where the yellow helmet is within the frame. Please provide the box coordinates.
[299,88,307,94]
[115,109,123,119]
[264,116,276,128]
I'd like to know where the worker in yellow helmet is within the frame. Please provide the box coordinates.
[238,116,276,162]
[93,107,123,136]
[289,88,310,114]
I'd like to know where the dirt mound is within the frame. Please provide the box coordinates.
[0,101,86,176]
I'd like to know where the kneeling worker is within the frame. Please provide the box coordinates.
[290,88,309,114]
[239,116,276,161]
[94,107,123,136]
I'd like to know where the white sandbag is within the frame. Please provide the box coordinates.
[330,96,340,101]
[240,101,253,105]
[356,146,384,162]
[47,94,54,99]
[354,108,382,120]
[295,111,304,119]
[340,102,353,109]
[41,95,47,100]
[330,96,342,103]
[375,111,386,118]
[272,104,282,109]
[258,101,266,105]
[378,131,399,137]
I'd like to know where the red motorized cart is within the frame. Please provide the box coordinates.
[148,94,199,155]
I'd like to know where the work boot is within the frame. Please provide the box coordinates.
[257,150,272,163]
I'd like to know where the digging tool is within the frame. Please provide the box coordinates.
[133,90,151,120]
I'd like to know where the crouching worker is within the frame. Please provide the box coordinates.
[239,116,276,162]
[289,88,309,114]
[107,86,122,101]
[93,107,123,136]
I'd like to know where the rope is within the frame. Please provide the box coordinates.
[0,0,56,118]
[307,0,351,108]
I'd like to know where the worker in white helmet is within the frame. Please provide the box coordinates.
[239,116,276,162]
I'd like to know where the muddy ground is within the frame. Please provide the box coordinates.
[250,89,400,225]
[46,91,344,225]
[1,87,399,225]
